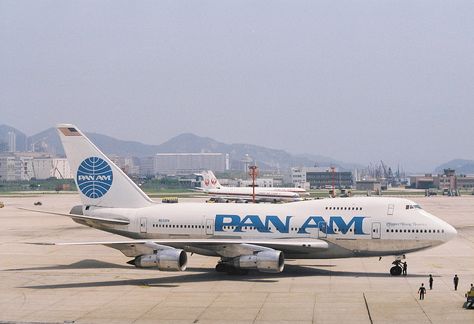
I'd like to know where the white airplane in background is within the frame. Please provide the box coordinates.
[26,124,457,276]
[195,170,309,203]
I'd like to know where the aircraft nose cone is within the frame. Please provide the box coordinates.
[445,223,457,241]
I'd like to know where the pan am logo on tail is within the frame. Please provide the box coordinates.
[77,157,113,198]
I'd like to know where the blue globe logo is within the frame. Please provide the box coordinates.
[77,157,113,198]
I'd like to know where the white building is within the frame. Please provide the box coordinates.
[0,156,17,181]
[290,167,333,189]
[291,167,311,189]
[31,158,72,179]
[0,155,34,181]
[154,153,227,175]
[8,132,16,153]
[0,155,72,181]
[239,178,274,188]
[139,156,155,177]
[16,156,34,180]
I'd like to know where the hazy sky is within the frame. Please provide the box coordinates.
[1,1,474,172]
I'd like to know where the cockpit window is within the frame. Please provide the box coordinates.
[406,204,422,210]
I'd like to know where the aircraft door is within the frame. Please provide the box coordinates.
[318,221,327,238]
[140,217,147,233]
[387,204,395,216]
[371,222,381,239]
[206,219,214,235]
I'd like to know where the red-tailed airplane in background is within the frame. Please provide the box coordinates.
[195,170,309,203]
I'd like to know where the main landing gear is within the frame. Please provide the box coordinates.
[215,261,249,275]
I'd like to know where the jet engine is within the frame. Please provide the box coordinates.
[232,250,284,273]
[129,249,187,271]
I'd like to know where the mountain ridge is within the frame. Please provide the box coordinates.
[0,124,367,171]
[434,159,474,175]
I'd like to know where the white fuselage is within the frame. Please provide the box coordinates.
[83,197,457,259]
[203,186,303,202]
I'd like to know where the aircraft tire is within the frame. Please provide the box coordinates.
[390,266,402,276]
[215,263,226,272]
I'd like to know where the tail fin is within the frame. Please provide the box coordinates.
[57,124,153,208]
[200,170,221,189]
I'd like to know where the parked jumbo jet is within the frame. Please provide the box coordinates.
[195,170,309,203]
[27,124,457,276]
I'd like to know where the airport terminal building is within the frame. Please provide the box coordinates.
[291,167,353,189]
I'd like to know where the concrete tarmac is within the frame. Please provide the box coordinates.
[0,194,473,323]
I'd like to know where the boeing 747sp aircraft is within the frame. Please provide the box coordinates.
[27,124,457,275]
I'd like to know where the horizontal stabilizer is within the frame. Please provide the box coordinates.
[18,207,130,225]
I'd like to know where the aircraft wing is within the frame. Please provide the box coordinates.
[32,238,328,258]
[18,207,130,225]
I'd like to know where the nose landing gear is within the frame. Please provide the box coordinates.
[390,260,403,276]
[389,255,406,276]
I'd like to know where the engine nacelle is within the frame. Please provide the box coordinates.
[233,250,284,273]
[131,249,187,271]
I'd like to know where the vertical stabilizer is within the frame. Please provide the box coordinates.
[57,124,154,208]
[200,170,221,189]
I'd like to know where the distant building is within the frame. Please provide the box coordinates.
[239,178,274,188]
[154,153,228,175]
[291,167,309,188]
[409,169,474,190]
[456,175,474,189]
[0,155,33,181]
[291,167,353,189]
[139,156,155,177]
[8,132,16,153]
[0,154,72,181]
[0,141,7,152]
[436,169,456,191]
[109,155,140,176]
[31,158,72,179]
[356,180,382,192]
[409,174,435,189]
[0,156,17,181]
